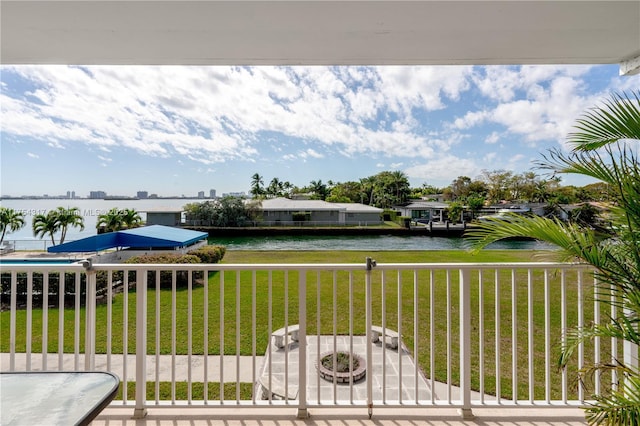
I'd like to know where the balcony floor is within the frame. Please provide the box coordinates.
[94,406,587,425]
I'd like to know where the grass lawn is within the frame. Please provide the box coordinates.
[2,249,606,401]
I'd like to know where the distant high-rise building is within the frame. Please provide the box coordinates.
[209,189,216,199]
[66,191,71,199]
[71,191,76,199]
[137,191,149,199]
[198,191,205,199]
[223,192,247,198]
[89,191,107,199]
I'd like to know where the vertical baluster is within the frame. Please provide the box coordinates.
[297,269,308,419]
[9,271,17,371]
[478,270,485,405]
[611,279,618,393]
[74,271,80,370]
[332,270,337,402]
[122,269,129,403]
[284,270,290,404]
[171,270,177,403]
[349,271,354,403]
[251,270,257,404]
[577,269,584,403]
[26,271,33,371]
[446,269,451,403]
[527,269,534,403]
[381,270,387,403]
[155,270,161,405]
[134,268,148,419]
[58,272,64,370]
[593,274,601,396]
[430,269,435,405]
[218,270,224,404]
[413,269,419,403]
[495,269,501,403]
[42,272,48,370]
[459,268,472,419]
[560,269,567,403]
[107,270,113,373]
[316,270,321,404]
[511,269,517,403]
[544,269,550,404]
[188,268,193,403]
[235,270,240,403]
[397,269,403,404]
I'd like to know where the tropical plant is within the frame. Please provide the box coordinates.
[96,207,124,232]
[120,208,143,229]
[0,207,26,245]
[466,91,640,424]
[250,173,265,198]
[32,207,84,245]
[53,206,84,244]
[96,207,141,232]
[446,201,464,223]
[32,211,59,246]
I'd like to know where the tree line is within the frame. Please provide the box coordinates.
[248,169,612,209]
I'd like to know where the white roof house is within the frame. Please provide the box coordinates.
[394,201,449,222]
[259,198,383,225]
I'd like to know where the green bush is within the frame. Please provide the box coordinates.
[189,245,226,263]
[124,253,201,265]
[125,253,202,288]
[382,209,398,221]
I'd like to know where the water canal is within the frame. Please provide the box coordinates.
[209,234,555,251]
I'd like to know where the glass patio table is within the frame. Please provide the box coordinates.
[0,371,119,426]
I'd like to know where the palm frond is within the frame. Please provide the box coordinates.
[584,375,640,425]
[568,91,640,152]
[466,214,605,264]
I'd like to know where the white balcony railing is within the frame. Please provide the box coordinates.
[0,259,619,419]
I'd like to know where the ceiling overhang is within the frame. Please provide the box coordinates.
[1,1,639,75]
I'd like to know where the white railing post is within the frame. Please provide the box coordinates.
[624,306,639,388]
[459,269,473,419]
[366,257,376,419]
[133,269,148,419]
[82,260,97,371]
[297,270,308,419]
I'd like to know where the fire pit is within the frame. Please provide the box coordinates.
[316,351,366,383]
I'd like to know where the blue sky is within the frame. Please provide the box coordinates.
[1,65,637,198]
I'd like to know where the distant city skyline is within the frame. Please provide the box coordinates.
[2,64,637,196]
[1,188,229,200]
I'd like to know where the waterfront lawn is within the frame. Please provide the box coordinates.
[2,250,604,401]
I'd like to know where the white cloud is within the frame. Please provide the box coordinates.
[0,64,622,194]
[485,132,500,144]
[405,155,481,184]
[27,152,39,159]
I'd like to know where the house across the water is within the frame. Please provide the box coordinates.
[259,198,383,226]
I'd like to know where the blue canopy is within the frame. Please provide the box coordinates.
[47,225,208,253]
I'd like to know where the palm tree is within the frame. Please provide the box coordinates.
[0,207,26,245]
[466,91,640,424]
[120,208,143,229]
[250,173,265,198]
[97,207,124,233]
[53,206,84,244]
[32,211,59,246]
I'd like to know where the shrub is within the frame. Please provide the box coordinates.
[125,253,202,288]
[189,245,226,263]
[382,209,398,221]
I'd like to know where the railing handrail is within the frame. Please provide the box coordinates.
[1,260,608,419]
